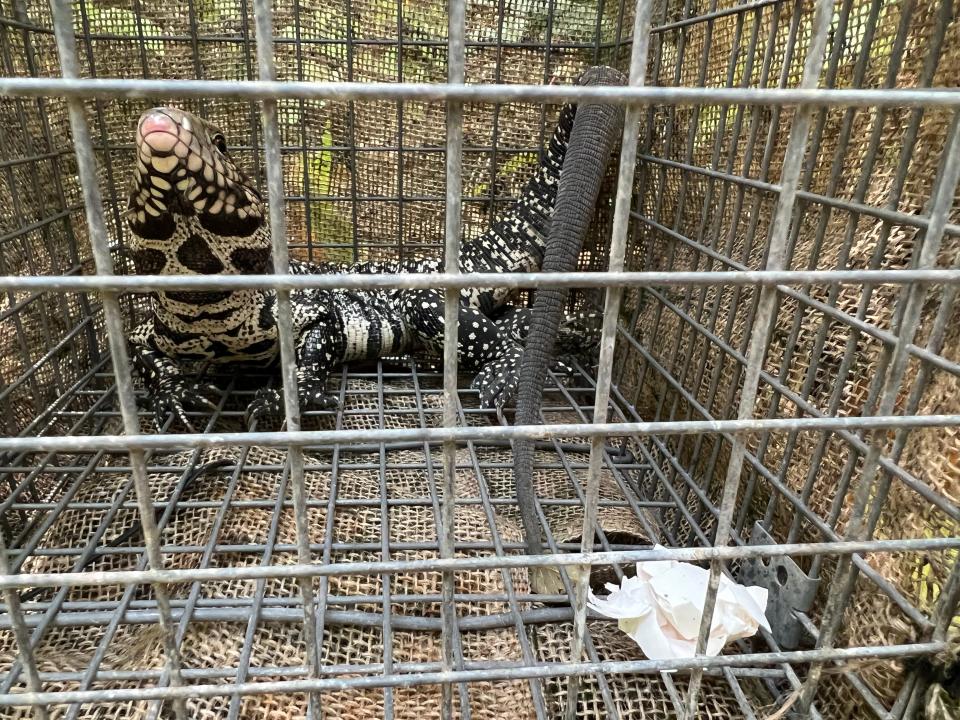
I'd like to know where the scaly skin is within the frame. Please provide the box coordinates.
[511,66,627,555]
[126,92,602,430]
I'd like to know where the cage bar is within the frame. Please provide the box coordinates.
[251,1,324,717]
[1,0,958,718]
[564,1,651,716]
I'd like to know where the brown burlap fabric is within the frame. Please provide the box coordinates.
[2,380,684,719]
[619,0,960,713]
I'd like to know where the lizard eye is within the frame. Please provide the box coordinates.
[212,133,227,153]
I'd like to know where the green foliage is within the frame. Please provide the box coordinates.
[79,6,165,56]
[830,0,888,63]
[192,0,228,25]
[304,119,354,263]
[469,152,538,198]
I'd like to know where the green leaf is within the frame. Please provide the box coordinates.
[80,7,165,56]
[469,152,538,198]
[301,119,354,263]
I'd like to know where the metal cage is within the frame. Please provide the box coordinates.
[0,0,958,717]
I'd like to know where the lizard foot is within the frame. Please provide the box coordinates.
[150,377,220,431]
[471,348,523,412]
[245,387,340,426]
[559,311,603,354]
[304,388,341,410]
[471,348,575,413]
[245,388,283,426]
[552,354,579,381]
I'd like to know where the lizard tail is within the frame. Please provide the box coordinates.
[512,66,627,556]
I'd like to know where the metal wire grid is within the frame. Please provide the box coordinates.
[0,0,958,717]
[0,0,634,274]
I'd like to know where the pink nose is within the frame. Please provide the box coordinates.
[139,111,178,152]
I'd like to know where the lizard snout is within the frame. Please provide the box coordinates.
[136,108,192,170]
[139,110,180,153]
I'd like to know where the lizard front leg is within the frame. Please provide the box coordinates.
[244,322,343,424]
[129,320,220,430]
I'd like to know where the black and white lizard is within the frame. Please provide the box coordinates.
[124,72,607,429]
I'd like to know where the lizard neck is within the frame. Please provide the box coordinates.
[127,199,274,276]
[129,209,278,355]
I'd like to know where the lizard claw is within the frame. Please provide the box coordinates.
[196,383,222,411]
[245,387,340,426]
[304,389,340,411]
[245,388,282,426]
[150,377,218,431]
[297,374,340,413]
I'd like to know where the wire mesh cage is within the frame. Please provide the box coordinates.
[1,0,959,718]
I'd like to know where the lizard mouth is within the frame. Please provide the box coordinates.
[128,107,265,239]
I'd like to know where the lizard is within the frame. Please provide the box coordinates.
[123,70,610,430]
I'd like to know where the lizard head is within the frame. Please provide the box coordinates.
[127,107,273,274]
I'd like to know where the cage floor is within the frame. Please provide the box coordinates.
[0,362,795,719]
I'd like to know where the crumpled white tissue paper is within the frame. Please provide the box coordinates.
[587,545,771,660]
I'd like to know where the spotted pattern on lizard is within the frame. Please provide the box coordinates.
[125,100,601,429]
